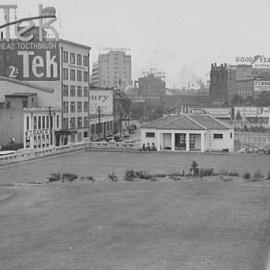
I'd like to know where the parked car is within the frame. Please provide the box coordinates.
[123,130,130,138]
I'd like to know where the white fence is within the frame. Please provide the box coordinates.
[86,141,141,151]
[0,143,86,165]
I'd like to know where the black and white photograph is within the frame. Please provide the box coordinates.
[0,0,270,269]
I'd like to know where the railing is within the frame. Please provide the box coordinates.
[86,141,141,151]
[0,142,86,165]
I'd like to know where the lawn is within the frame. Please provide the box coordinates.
[0,178,269,270]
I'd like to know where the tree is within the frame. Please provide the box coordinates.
[231,94,244,105]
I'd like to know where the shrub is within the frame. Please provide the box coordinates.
[86,176,95,182]
[135,171,145,178]
[199,168,214,178]
[170,175,182,180]
[253,170,264,179]
[217,170,228,176]
[108,172,118,182]
[62,173,78,182]
[228,172,239,177]
[48,173,61,182]
[266,171,270,180]
[125,170,136,178]
[243,172,250,179]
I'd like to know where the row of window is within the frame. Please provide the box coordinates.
[62,117,113,132]
[145,132,227,139]
[63,101,88,113]
[63,51,89,67]
[63,68,89,82]
[26,115,60,130]
[63,85,88,97]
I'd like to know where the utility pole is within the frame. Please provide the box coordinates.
[98,106,101,141]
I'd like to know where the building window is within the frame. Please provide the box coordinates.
[63,118,69,129]
[22,100,28,108]
[37,116,41,129]
[77,86,82,97]
[63,84,69,96]
[56,115,60,129]
[50,116,53,129]
[91,124,95,134]
[63,68,69,80]
[26,116,30,130]
[63,102,69,113]
[77,70,82,82]
[70,85,76,96]
[83,101,88,112]
[70,102,76,113]
[70,52,75,64]
[84,117,88,127]
[146,132,155,138]
[83,71,88,82]
[83,86,88,97]
[77,117,82,128]
[70,117,76,129]
[230,132,233,138]
[213,133,223,139]
[77,132,83,142]
[42,116,45,129]
[63,51,69,63]
[70,69,76,81]
[46,116,49,129]
[77,54,82,65]
[77,101,82,112]
[83,55,88,67]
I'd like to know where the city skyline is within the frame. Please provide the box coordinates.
[1,0,270,87]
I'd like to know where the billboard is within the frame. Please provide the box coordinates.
[235,55,270,69]
[203,107,232,118]
[0,41,60,81]
[254,80,270,92]
[189,107,232,118]
[89,90,113,115]
[234,107,270,117]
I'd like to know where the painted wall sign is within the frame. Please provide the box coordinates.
[89,90,113,115]
[0,4,58,42]
[0,41,59,80]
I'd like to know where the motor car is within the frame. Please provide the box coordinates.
[123,130,130,138]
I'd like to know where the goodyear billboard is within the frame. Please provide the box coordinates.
[0,41,59,81]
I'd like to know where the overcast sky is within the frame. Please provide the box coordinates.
[3,0,270,87]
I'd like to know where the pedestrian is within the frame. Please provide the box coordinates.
[151,142,156,151]
[142,143,146,150]
[146,142,151,151]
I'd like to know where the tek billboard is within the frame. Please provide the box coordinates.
[0,41,60,81]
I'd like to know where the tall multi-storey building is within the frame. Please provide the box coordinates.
[92,50,132,89]
[209,63,230,102]
[0,31,91,145]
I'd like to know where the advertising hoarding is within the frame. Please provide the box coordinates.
[89,90,113,115]
[203,107,232,118]
[189,107,232,119]
[254,80,270,92]
[234,106,270,117]
[235,55,270,69]
[0,41,60,81]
